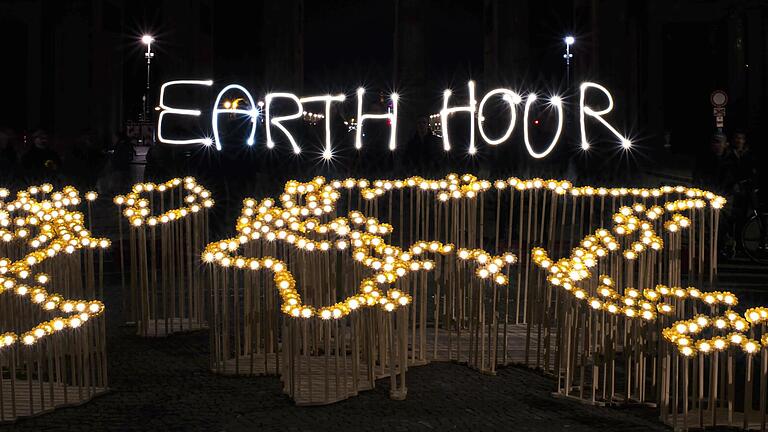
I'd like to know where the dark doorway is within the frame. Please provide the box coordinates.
[662,21,728,154]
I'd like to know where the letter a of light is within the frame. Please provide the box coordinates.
[440,81,477,153]
[355,89,398,151]
[579,82,632,150]
[522,94,564,159]
[300,94,346,159]
[265,93,303,154]
[157,80,214,146]
[212,84,259,151]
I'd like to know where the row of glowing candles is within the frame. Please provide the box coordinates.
[113,177,214,227]
[664,307,768,357]
[340,174,727,209]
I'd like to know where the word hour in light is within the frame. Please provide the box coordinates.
[157,80,631,159]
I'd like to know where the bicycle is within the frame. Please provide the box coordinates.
[740,186,768,265]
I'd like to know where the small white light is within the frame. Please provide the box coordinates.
[565,36,575,46]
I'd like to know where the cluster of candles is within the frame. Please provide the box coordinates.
[203,175,517,320]
[533,198,713,312]
[663,306,767,356]
[532,241,738,323]
[0,273,104,346]
[529,186,767,356]
[0,184,108,348]
[113,177,214,227]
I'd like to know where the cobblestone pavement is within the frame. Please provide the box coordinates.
[2,288,669,432]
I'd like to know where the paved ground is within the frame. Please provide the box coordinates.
[2,281,670,432]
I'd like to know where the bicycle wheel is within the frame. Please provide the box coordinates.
[741,215,768,265]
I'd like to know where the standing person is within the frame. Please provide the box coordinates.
[113,131,136,171]
[106,130,136,193]
[144,143,174,183]
[693,133,734,194]
[21,129,62,183]
[402,116,443,177]
[694,133,737,258]
[729,130,757,187]
[728,130,759,254]
[70,131,106,190]
[0,128,19,185]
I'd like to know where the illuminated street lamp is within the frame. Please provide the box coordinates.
[142,35,155,122]
[564,35,574,88]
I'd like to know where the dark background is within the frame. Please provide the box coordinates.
[0,0,764,164]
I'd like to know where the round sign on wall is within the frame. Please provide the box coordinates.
[710,90,728,107]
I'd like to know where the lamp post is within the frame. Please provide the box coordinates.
[564,35,574,89]
[142,35,155,122]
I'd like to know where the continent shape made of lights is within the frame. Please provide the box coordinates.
[1,183,109,422]
[0,184,109,348]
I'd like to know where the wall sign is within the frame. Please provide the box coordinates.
[710,90,727,130]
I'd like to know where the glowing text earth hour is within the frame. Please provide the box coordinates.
[157,80,631,159]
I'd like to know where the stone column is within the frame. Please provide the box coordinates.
[393,0,427,140]
[261,0,304,92]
